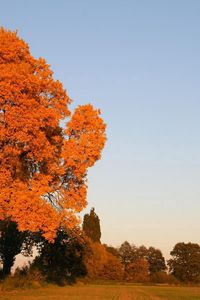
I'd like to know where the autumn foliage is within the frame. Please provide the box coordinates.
[83,240,123,281]
[0,28,106,240]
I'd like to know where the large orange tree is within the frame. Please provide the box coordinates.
[0,28,106,241]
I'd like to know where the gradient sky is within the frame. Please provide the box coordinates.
[1,0,200,259]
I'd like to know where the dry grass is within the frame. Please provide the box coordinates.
[1,284,200,300]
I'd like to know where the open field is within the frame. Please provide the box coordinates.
[1,284,200,300]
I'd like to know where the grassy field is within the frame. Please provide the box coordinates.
[1,284,200,300]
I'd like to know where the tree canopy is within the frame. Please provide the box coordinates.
[168,242,200,282]
[146,247,166,274]
[0,28,106,240]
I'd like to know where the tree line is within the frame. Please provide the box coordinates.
[1,208,200,285]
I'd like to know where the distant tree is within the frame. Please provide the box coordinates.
[136,245,148,259]
[0,219,33,278]
[146,247,166,274]
[102,252,123,281]
[82,208,101,243]
[125,258,149,282]
[168,242,200,282]
[32,229,86,285]
[118,242,167,282]
[118,241,137,268]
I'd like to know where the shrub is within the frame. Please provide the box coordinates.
[2,265,44,290]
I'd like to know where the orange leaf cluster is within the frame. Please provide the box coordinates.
[0,28,106,240]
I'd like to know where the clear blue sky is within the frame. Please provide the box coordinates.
[1,0,200,259]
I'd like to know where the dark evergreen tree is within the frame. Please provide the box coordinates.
[82,208,101,243]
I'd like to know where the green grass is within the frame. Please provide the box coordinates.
[1,284,200,300]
